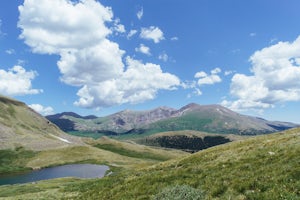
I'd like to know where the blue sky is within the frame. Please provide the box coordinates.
[0,0,300,123]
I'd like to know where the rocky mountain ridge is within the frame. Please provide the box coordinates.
[47,103,298,136]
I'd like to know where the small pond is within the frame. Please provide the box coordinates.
[0,164,109,185]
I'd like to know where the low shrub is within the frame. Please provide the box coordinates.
[152,185,205,200]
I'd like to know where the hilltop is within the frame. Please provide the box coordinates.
[0,95,83,150]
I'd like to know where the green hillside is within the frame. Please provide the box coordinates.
[143,112,214,134]
[1,128,299,199]
[70,127,300,199]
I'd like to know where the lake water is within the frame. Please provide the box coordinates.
[0,164,109,185]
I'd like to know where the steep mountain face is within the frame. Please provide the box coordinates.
[0,95,83,150]
[47,103,298,136]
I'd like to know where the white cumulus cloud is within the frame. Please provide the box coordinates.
[184,68,222,98]
[0,66,42,96]
[127,29,137,39]
[18,0,180,109]
[135,44,151,56]
[223,36,300,111]
[29,104,54,116]
[57,40,124,86]
[18,0,113,54]
[195,68,222,85]
[74,57,181,108]
[112,18,125,34]
[140,26,164,43]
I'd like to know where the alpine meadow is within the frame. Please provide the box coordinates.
[0,0,300,199]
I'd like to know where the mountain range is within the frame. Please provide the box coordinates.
[0,95,299,199]
[46,103,298,136]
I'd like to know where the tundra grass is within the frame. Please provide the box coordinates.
[63,128,300,199]
[89,137,187,162]
[0,178,84,199]
[0,147,36,174]
[1,128,299,199]
[94,143,169,161]
[26,145,163,170]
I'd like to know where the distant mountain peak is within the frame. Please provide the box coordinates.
[178,103,200,112]
[47,112,97,120]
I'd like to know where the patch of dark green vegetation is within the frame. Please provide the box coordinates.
[93,144,168,161]
[139,135,231,152]
[0,147,36,175]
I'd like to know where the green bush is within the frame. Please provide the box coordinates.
[152,185,205,200]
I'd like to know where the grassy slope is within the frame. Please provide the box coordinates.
[90,137,186,162]
[0,147,36,174]
[0,138,187,199]
[67,127,299,199]
[0,128,299,199]
[25,138,187,170]
[0,136,187,175]
[0,95,83,151]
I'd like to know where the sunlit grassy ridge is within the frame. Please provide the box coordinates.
[0,95,84,150]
